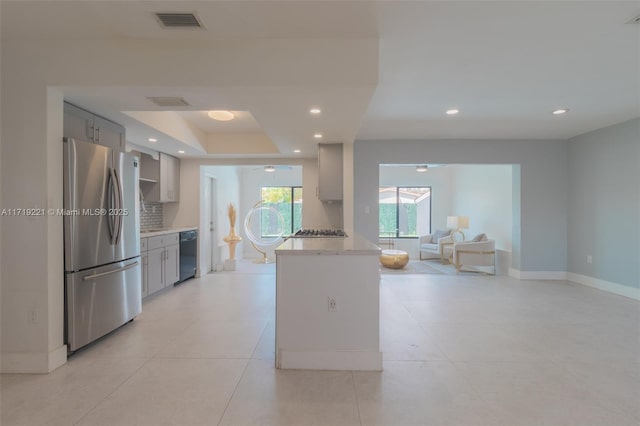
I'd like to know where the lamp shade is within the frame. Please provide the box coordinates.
[457,216,469,229]
[446,216,458,229]
[447,215,469,229]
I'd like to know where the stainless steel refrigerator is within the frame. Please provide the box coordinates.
[63,138,141,352]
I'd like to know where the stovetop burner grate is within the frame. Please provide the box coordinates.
[291,229,347,238]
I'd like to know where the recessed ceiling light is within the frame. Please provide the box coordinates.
[148,138,157,142]
[264,165,276,172]
[207,110,235,121]
[309,108,321,114]
[416,165,428,172]
[552,108,569,115]
[313,133,323,139]
[178,150,185,154]
[446,109,459,115]
[293,149,301,153]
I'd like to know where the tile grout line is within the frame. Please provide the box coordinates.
[351,370,364,426]
[216,358,252,426]
[72,357,153,426]
[249,318,272,360]
[215,318,270,426]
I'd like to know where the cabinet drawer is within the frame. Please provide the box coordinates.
[163,233,179,246]
[147,235,165,250]
[140,238,148,252]
[147,233,179,250]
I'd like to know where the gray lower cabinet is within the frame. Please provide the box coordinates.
[63,102,125,151]
[140,234,180,299]
[164,243,180,285]
[141,252,149,298]
[147,247,165,296]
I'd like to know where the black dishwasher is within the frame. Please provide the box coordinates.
[178,230,197,283]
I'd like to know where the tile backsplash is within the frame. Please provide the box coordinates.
[140,202,163,230]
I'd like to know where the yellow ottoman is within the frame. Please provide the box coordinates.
[380,249,409,269]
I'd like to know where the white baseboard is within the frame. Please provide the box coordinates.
[277,350,383,371]
[508,269,639,300]
[567,272,640,301]
[1,345,67,373]
[509,268,567,280]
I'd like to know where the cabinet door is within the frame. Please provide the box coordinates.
[170,156,180,202]
[94,115,125,151]
[147,247,165,295]
[63,102,94,142]
[164,243,180,286]
[158,153,180,202]
[160,153,171,202]
[141,252,149,298]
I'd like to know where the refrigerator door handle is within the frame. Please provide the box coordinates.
[82,261,139,281]
[107,168,117,244]
[113,168,124,245]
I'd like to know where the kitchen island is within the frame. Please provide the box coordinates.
[275,234,382,371]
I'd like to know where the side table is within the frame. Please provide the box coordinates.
[440,241,455,264]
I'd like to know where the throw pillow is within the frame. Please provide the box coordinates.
[432,229,449,240]
[471,233,487,242]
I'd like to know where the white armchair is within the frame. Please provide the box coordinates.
[419,230,453,260]
[451,238,496,274]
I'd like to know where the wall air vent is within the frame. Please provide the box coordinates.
[627,14,640,24]
[147,97,190,107]
[155,12,203,29]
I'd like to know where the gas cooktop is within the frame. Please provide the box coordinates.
[292,229,348,238]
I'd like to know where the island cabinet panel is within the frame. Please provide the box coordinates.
[275,235,381,371]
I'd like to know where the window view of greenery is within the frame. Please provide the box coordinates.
[379,187,431,238]
[261,187,302,237]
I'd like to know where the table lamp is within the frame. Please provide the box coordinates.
[447,215,469,241]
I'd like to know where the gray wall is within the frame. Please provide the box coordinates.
[568,118,640,289]
[354,139,569,272]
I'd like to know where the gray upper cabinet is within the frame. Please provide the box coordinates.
[160,153,180,203]
[63,103,94,142]
[63,102,125,151]
[318,143,343,202]
[92,116,125,151]
[140,152,180,203]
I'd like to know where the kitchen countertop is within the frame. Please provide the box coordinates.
[275,234,380,255]
[140,226,198,238]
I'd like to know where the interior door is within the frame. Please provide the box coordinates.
[209,177,217,272]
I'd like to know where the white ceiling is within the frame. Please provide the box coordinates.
[2,1,639,157]
[176,111,260,133]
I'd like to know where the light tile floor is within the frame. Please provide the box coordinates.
[2,265,639,426]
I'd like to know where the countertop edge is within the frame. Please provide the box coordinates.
[140,226,198,238]
[275,234,381,256]
[275,249,381,256]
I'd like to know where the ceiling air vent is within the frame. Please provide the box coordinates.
[147,97,190,107]
[627,14,640,24]
[155,12,203,29]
